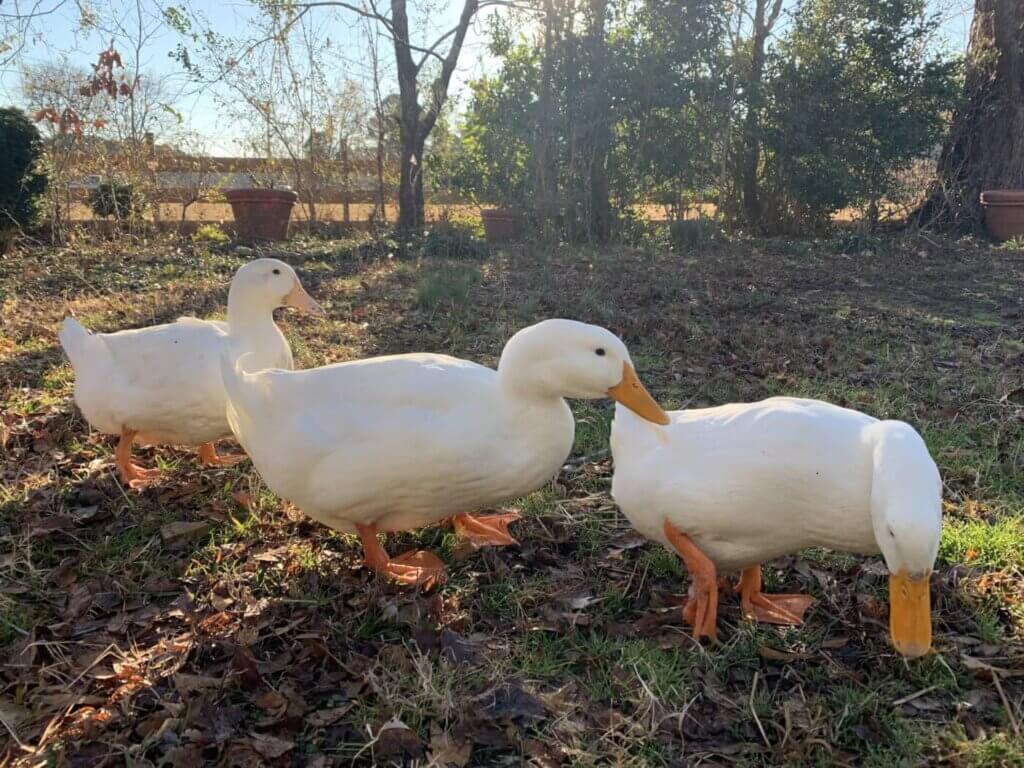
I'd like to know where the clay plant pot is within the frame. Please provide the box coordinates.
[224,188,298,242]
[980,190,1024,241]
[480,208,525,244]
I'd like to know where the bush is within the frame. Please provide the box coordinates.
[192,223,230,247]
[670,218,720,252]
[758,0,959,233]
[614,207,653,247]
[88,181,146,221]
[0,107,49,251]
[422,228,489,261]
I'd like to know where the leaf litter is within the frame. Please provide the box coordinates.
[1,236,1023,765]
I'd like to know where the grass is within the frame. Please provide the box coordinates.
[0,232,1022,766]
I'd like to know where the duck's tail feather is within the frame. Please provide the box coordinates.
[58,316,109,371]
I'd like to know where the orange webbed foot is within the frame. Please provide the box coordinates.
[356,523,446,589]
[197,442,246,467]
[116,428,160,488]
[736,566,814,626]
[452,511,521,547]
[384,550,447,588]
[664,520,719,641]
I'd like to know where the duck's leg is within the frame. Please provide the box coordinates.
[197,441,246,467]
[663,520,719,641]
[355,523,446,588]
[736,565,815,626]
[451,511,521,547]
[115,428,159,487]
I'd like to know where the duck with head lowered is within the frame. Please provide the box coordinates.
[219,318,670,587]
[611,396,942,658]
[60,258,323,487]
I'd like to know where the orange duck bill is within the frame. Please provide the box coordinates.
[607,362,670,425]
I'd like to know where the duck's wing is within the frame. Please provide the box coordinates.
[235,354,504,522]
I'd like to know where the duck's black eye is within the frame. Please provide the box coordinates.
[272,268,281,275]
[595,348,606,356]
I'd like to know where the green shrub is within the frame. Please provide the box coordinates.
[436,213,486,240]
[422,228,489,261]
[670,218,719,252]
[88,181,146,221]
[192,223,230,247]
[416,263,482,309]
[759,0,959,233]
[0,107,49,252]
[614,207,652,246]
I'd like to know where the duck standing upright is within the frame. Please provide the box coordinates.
[60,258,323,486]
[219,319,669,587]
[611,396,942,657]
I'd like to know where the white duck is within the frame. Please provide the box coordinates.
[611,396,942,658]
[60,258,323,486]
[219,319,669,587]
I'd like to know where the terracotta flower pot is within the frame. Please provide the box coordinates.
[225,188,298,242]
[980,190,1024,241]
[480,208,525,244]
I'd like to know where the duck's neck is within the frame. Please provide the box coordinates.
[227,294,280,342]
[496,357,564,404]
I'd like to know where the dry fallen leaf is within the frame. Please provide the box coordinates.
[161,520,212,546]
[428,724,472,767]
[759,646,814,662]
[249,732,295,759]
[306,703,354,727]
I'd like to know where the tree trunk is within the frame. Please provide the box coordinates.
[585,0,612,243]
[397,135,420,231]
[389,0,478,232]
[916,0,1024,232]
[414,144,425,227]
[741,0,784,230]
[536,0,558,237]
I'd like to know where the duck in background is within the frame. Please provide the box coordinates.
[611,396,941,658]
[219,319,670,588]
[60,258,323,486]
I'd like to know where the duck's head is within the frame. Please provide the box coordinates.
[870,435,942,658]
[229,258,325,316]
[498,319,669,425]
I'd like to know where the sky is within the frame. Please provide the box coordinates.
[1,0,974,156]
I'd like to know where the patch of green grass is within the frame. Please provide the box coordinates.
[638,545,683,580]
[512,487,560,518]
[415,263,482,310]
[0,599,38,648]
[572,402,613,457]
[940,515,1024,569]
[572,514,612,558]
[955,732,1024,767]
[594,584,634,621]
[509,632,576,679]
[477,577,525,620]
[576,633,694,706]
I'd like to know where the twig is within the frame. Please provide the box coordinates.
[0,707,28,752]
[992,672,1021,739]
[892,685,938,706]
[750,670,771,748]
